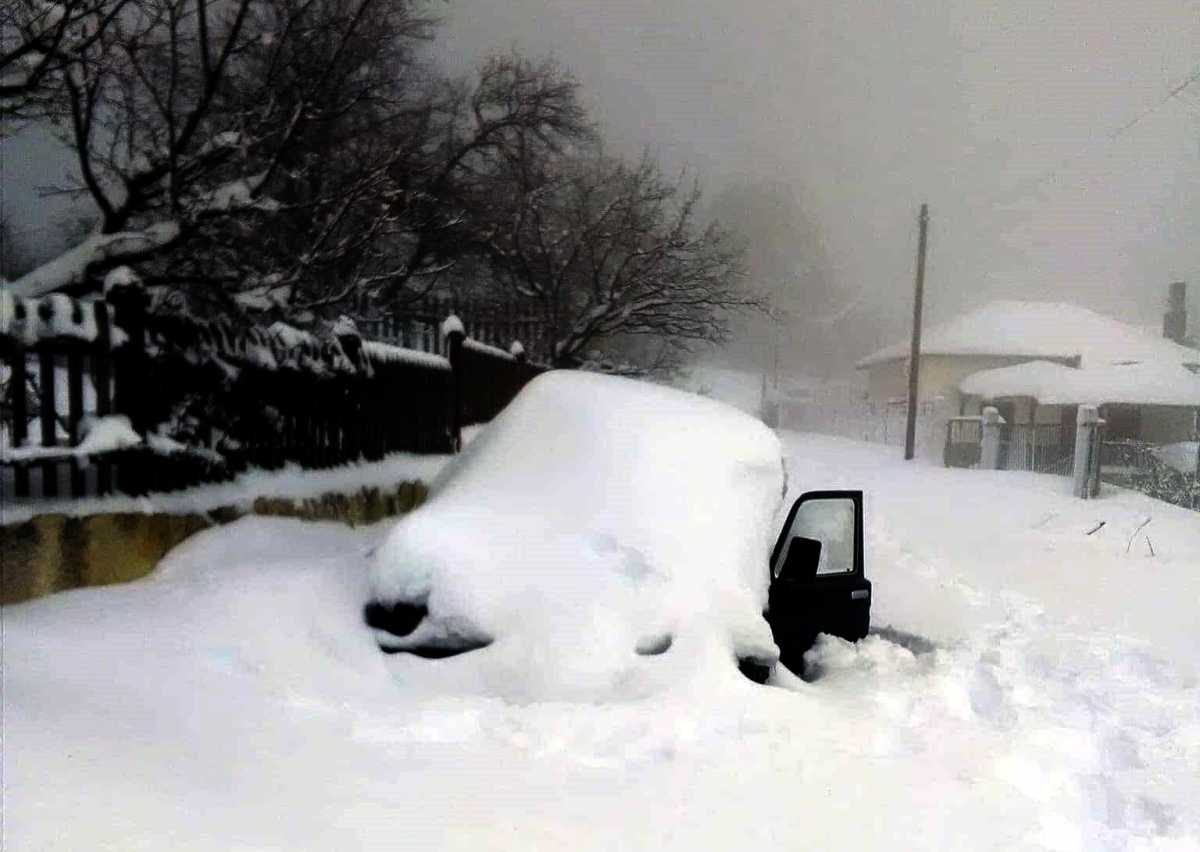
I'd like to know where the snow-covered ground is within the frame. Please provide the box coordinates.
[4,400,1199,849]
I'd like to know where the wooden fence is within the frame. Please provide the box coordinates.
[1,286,544,503]
[354,294,550,362]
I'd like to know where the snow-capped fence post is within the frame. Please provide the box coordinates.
[67,333,86,498]
[37,309,58,497]
[333,316,365,463]
[443,315,466,453]
[107,281,149,494]
[91,301,115,495]
[980,406,1005,470]
[1072,404,1104,499]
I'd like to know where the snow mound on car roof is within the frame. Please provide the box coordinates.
[370,370,785,701]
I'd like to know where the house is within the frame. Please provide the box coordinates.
[855,293,1200,448]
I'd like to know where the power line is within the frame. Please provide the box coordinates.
[989,64,1200,208]
[1108,65,1200,140]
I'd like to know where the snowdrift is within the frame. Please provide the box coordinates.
[369,370,786,701]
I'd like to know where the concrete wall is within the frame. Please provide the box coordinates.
[1,481,429,606]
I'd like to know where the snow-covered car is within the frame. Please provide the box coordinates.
[364,370,869,697]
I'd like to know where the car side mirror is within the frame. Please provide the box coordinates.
[779,535,822,582]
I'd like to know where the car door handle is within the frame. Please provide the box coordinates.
[850,590,869,600]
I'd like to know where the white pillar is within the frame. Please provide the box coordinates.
[980,406,1005,469]
[1073,404,1102,499]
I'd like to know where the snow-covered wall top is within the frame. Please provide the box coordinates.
[959,359,1200,407]
[857,300,1200,370]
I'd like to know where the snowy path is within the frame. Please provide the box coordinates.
[778,433,1200,849]
[3,432,1198,850]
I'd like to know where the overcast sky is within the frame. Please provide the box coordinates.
[439,0,1200,354]
[4,0,1199,363]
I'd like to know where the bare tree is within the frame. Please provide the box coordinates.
[1,0,133,125]
[7,0,434,300]
[482,150,761,368]
[275,53,592,318]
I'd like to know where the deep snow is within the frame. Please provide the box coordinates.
[3,420,1198,850]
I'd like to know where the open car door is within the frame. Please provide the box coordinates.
[766,490,871,671]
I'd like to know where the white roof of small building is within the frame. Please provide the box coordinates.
[959,359,1200,407]
[856,300,1200,369]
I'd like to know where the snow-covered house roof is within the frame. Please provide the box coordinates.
[959,360,1200,407]
[856,300,1200,370]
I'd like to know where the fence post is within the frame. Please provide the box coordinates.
[980,406,1005,470]
[109,283,148,432]
[336,322,364,463]
[11,337,29,497]
[92,301,113,494]
[37,329,58,497]
[1089,418,1105,498]
[1072,404,1102,499]
[108,282,149,494]
[444,316,465,453]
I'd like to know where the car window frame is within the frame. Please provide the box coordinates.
[770,490,865,582]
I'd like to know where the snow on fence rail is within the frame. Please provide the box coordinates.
[354,293,550,363]
[1,286,544,504]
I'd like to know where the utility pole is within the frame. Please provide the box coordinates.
[904,203,929,461]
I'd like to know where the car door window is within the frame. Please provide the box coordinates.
[773,497,856,578]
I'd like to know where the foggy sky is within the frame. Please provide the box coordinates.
[440,0,1200,363]
[4,0,1199,369]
